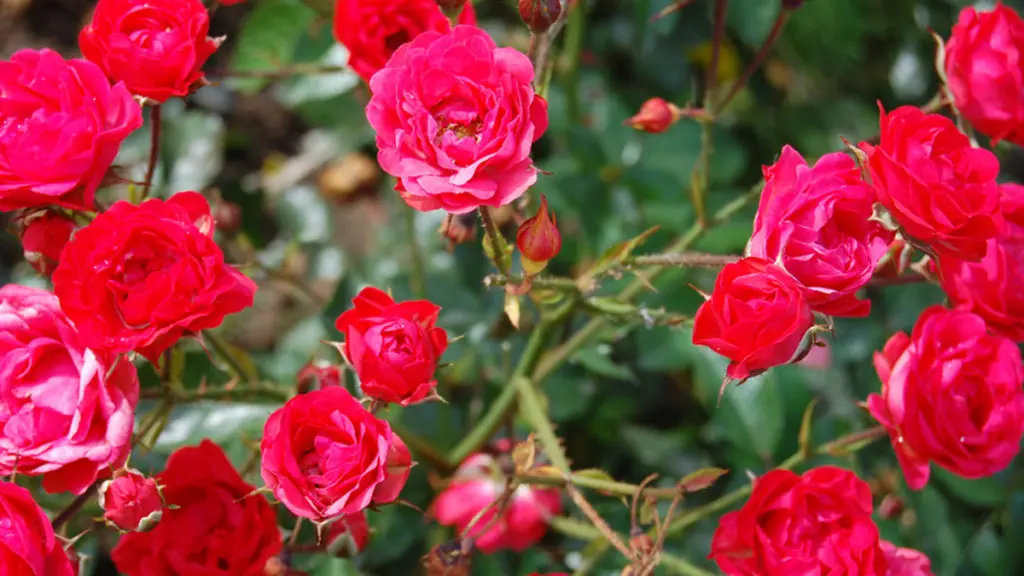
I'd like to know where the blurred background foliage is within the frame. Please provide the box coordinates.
[4,0,1024,574]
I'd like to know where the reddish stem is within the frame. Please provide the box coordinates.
[705,0,729,105]
[717,11,789,112]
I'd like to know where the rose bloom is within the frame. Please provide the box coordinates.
[52,192,257,364]
[945,4,1024,146]
[335,286,448,405]
[863,105,1003,261]
[0,49,141,211]
[366,25,548,214]
[709,466,888,575]
[334,0,476,82]
[260,386,412,522]
[881,541,934,576]
[433,449,562,553]
[112,440,282,575]
[18,210,76,276]
[0,481,76,576]
[692,257,815,380]
[749,146,894,317]
[0,285,139,495]
[938,183,1024,341]
[868,306,1024,490]
[99,468,164,533]
[79,0,221,102]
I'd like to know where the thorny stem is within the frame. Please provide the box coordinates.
[140,381,291,402]
[705,0,729,105]
[563,0,586,123]
[141,105,161,202]
[529,0,573,98]
[866,272,929,288]
[519,471,677,500]
[563,480,633,558]
[479,206,512,275]
[460,478,516,546]
[630,252,740,268]
[52,483,99,531]
[716,11,789,112]
[211,63,349,80]
[204,331,254,383]
[484,273,580,292]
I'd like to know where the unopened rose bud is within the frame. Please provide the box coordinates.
[98,468,164,533]
[423,540,471,576]
[515,195,561,275]
[781,0,804,10]
[519,0,562,34]
[213,199,242,235]
[296,360,342,394]
[442,213,478,250]
[878,494,905,519]
[17,210,75,276]
[626,97,682,134]
[437,0,469,17]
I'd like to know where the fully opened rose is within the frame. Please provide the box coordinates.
[112,440,282,576]
[709,466,889,575]
[260,386,412,522]
[0,49,142,211]
[692,257,815,380]
[79,0,221,102]
[335,286,449,405]
[938,183,1024,341]
[868,306,1024,490]
[0,481,76,576]
[52,192,257,364]
[945,4,1024,146]
[366,25,549,214]
[334,0,476,82]
[0,285,139,495]
[863,105,1003,261]
[749,146,893,317]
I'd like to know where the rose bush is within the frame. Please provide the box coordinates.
[0,284,138,495]
[52,192,257,363]
[260,386,412,522]
[0,49,141,211]
[0,481,76,576]
[868,306,1024,489]
[366,25,548,213]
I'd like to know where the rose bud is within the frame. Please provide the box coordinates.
[691,257,816,381]
[296,360,342,394]
[79,0,222,103]
[442,213,478,250]
[325,512,371,556]
[432,449,562,553]
[937,183,1024,342]
[99,469,164,533]
[366,26,547,214]
[626,97,682,134]
[516,195,562,275]
[437,0,469,17]
[945,4,1024,146]
[862,105,1002,261]
[423,540,471,576]
[519,0,562,33]
[874,238,912,280]
[877,494,904,520]
[781,0,804,10]
[335,0,476,83]
[18,210,76,276]
[260,387,412,522]
[0,482,76,575]
[710,467,888,574]
[882,541,934,576]
[213,199,242,235]
[334,287,449,406]
[868,306,1024,490]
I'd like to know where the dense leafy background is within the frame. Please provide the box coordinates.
[4,0,1024,574]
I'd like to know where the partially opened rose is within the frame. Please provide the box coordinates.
[0,284,139,495]
[0,481,76,576]
[881,541,934,576]
[260,386,412,522]
[868,306,1024,489]
[366,25,548,214]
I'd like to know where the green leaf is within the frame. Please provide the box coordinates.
[581,225,660,280]
[932,467,1009,508]
[572,347,637,383]
[229,0,317,94]
[306,556,360,576]
[679,467,729,493]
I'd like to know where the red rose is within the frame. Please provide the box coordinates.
[709,466,888,575]
[868,306,1024,490]
[0,49,142,211]
[945,4,1024,146]
[79,0,221,102]
[864,105,1003,261]
[749,146,894,317]
[18,210,76,276]
[112,440,282,575]
[0,285,139,495]
[433,450,562,553]
[692,257,815,380]
[260,386,412,522]
[938,183,1024,341]
[0,481,76,576]
[335,287,448,405]
[99,468,164,533]
[52,192,256,364]
[333,0,476,82]
[366,25,548,214]
[881,541,934,576]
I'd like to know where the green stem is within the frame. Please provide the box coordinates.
[716,11,789,113]
[485,274,581,292]
[516,376,570,471]
[520,472,677,499]
[391,422,454,474]
[140,105,161,202]
[479,206,512,275]
[660,553,717,576]
[404,204,426,298]
[563,0,586,124]
[203,331,254,382]
[140,382,291,403]
[705,0,729,104]
[692,121,713,227]
[630,252,739,268]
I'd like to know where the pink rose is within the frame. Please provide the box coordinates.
[0,285,139,495]
[749,146,894,317]
[868,306,1024,489]
[366,25,548,214]
[0,481,75,576]
[881,541,934,576]
[938,183,1024,341]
